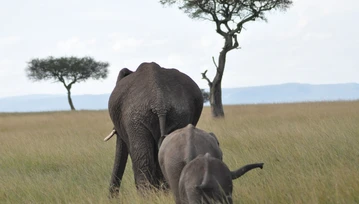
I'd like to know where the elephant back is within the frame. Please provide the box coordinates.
[108,62,204,141]
[136,62,203,115]
[110,62,202,111]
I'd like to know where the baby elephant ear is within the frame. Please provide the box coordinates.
[117,68,133,82]
[209,132,220,146]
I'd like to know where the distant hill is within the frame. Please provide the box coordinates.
[221,83,359,104]
[1,83,358,112]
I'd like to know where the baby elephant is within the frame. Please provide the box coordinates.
[158,124,223,204]
[179,153,264,204]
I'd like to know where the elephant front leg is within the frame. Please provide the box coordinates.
[109,137,129,198]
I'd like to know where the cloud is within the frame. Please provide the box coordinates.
[0,60,24,85]
[318,0,359,15]
[303,32,332,40]
[198,35,222,49]
[109,33,144,52]
[56,37,97,53]
[200,36,213,48]
[57,37,80,50]
[109,33,168,53]
[297,17,308,29]
[81,10,119,21]
[0,36,21,46]
[146,39,169,47]
[164,54,185,67]
[0,59,12,66]
[112,38,144,52]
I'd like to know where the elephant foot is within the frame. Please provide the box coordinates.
[108,185,120,199]
[159,180,170,192]
[161,181,169,190]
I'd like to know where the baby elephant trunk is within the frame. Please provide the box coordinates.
[231,163,264,180]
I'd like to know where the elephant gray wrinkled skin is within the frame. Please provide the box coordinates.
[107,62,204,197]
[178,153,264,204]
[158,124,223,204]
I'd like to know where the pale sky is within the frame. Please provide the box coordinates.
[0,0,358,98]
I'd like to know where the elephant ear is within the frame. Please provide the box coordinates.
[117,68,133,83]
[208,132,220,146]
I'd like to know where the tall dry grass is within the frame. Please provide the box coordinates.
[1,101,359,203]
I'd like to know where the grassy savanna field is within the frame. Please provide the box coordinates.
[1,101,359,203]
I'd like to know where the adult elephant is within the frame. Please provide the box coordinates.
[105,62,204,198]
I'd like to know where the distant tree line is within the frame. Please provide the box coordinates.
[201,89,210,103]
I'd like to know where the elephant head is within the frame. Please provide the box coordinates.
[158,124,223,204]
[178,153,264,204]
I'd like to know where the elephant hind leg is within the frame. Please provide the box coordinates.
[129,131,161,193]
[166,160,186,203]
[109,137,128,198]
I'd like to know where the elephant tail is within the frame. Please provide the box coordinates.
[196,153,211,189]
[157,114,167,149]
[231,163,264,180]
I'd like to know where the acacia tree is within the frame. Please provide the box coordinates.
[26,56,109,111]
[160,0,293,117]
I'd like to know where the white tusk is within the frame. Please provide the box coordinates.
[104,129,116,141]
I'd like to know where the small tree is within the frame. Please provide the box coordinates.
[160,0,293,117]
[201,89,210,103]
[26,56,109,111]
